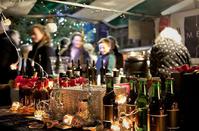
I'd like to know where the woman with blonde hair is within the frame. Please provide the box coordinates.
[28,24,55,75]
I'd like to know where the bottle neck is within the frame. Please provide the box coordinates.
[165,79,174,95]
[106,76,114,93]
[151,81,161,100]
[138,80,147,96]
[129,79,137,92]
[92,60,95,67]
[77,59,80,67]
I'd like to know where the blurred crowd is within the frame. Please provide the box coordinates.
[0,22,191,106]
[0,23,124,106]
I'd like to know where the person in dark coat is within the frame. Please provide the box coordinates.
[107,36,123,69]
[65,32,90,65]
[28,24,55,75]
[0,29,20,106]
[58,37,70,56]
[150,27,191,79]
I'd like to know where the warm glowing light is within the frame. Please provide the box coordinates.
[122,117,131,129]
[111,122,121,131]
[116,94,127,105]
[63,115,74,125]
[34,110,45,120]
[48,81,54,89]
[10,101,21,111]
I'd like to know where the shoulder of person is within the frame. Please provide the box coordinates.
[108,53,115,59]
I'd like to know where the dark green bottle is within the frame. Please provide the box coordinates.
[135,78,148,131]
[164,77,179,129]
[164,78,175,110]
[149,77,163,115]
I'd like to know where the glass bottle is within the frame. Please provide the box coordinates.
[164,77,179,129]
[73,59,82,77]
[103,75,118,129]
[85,60,91,79]
[126,76,138,114]
[149,77,163,115]
[135,78,148,131]
[113,68,120,84]
[164,78,175,110]
[100,59,106,84]
[91,60,97,85]
[55,44,61,75]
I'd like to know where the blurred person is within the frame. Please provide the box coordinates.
[96,38,116,74]
[150,27,191,79]
[57,37,70,56]
[107,35,123,69]
[28,24,55,75]
[83,43,97,63]
[20,44,32,59]
[7,30,21,48]
[18,44,33,76]
[0,29,20,106]
[65,32,90,64]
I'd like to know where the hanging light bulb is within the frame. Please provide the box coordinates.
[45,17,57,33]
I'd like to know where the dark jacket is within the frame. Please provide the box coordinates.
[113,47,123,69]
[0,33,18,83]
[0,32,19,106]
[28,42,55,75]
[65,44,90,64]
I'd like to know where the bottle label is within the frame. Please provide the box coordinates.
[104,105,114,122]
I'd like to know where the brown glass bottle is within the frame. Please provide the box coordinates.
[103,75,118,129]
[126,76,138,114]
